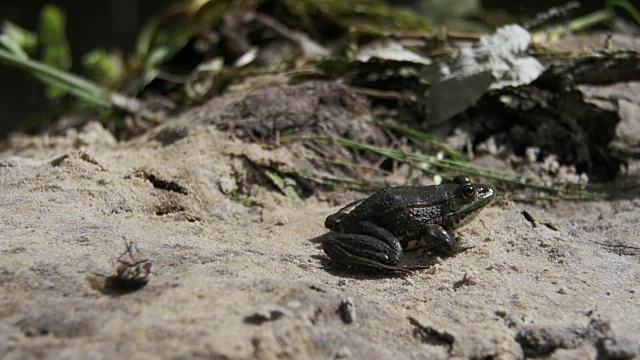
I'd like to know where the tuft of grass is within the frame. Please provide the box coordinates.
[0,48,110,106]
[0,48,165,123]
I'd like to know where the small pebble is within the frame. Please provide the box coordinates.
[334,346,352,359]
[287,301,301,310]
[337,298,356,324]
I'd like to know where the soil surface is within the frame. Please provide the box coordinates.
[1,96,639,359]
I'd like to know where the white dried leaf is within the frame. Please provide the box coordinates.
[422,24,544,125]
[355,41,431,65]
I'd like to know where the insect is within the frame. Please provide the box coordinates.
[112,239,152,290]
[89,238,152,294]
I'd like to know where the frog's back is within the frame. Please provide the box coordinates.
[342,185,455,223]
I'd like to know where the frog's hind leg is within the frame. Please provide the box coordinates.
[342,221,404,258]
[322,234,410,272]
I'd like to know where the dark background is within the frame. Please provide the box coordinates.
[0,0,173,137]
[0,0,613,137]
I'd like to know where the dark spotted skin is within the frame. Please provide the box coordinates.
[323,176,495,271]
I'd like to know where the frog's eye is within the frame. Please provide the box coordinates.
[461,185,476,199]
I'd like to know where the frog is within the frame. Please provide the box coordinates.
[322,176,495,271]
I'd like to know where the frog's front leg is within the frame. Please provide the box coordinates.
[421,224,468,255]
[322,221,406,271]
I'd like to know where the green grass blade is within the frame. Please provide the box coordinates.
[0,48,110,107]
[264,170,301,200]
[0,48,162,121]
[373,120,467,162]
[325,136,606,199]
[607,0,640,26]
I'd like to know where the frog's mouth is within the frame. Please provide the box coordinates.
[445,185,495,228]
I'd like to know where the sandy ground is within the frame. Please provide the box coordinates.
[0,116,639,360]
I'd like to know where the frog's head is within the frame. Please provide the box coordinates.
[444,176,495,228]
